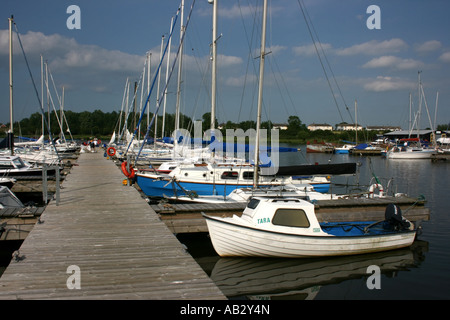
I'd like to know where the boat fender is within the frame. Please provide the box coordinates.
[121,161,135,179]
[107,147,116,157]
[368,183,384,197]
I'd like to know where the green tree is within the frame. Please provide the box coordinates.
[201,112,218,132]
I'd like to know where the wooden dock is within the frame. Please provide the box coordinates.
[153,196,430,234]
[0,151,225,300]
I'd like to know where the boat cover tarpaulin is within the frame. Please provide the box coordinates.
[261,162,357,176]
[0,133,14,149]
[354,143,369,150]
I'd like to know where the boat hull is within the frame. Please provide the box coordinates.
[136,173,260,198]
[334,149,350,154]
[135,173,329,198]
[203,215,416,258]
[0,167,60,179]
[387,149,436,159]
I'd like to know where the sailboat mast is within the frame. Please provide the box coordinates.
[61,86,65,141]
[417,71,422,139]
[409,92,412,134]
[155,36,164,141]
[253,0,268,188]
[162,17,173,138]
[41,55,45,147]
[147,52,151,129]
[355,99,357,144]
[210,0,218,130]
[175,0,185,132]
[8,16,14,155]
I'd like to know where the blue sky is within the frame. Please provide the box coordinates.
[1,0,449,131]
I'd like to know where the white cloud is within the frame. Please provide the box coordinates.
[363,76,415,92]
[225,74,257,87]
[362,56,424,70]
[0,30,145,74]
[293,43,332,56]
[439,52,450,63]
[220,4,255,19]
[267,45,287,56]
[197,4,283,19]
[217,54,243,67]
[415,40,442,54]
[51,46,144,73]
[336,38,408,56]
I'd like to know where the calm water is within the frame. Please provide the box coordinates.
[1,146,448,299]
[180,145,450,300]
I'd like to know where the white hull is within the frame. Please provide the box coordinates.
[204,215,416,258]
[166,185,342,204]
[387,149,436,159]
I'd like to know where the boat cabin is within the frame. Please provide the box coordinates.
[240,197,329,236]
[170,163,259,182]
[0,155,29,170]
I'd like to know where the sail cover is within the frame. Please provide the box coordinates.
[261,162,357,176]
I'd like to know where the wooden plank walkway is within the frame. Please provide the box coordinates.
[0,151,225,300]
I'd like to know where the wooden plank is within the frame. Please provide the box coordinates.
[0,152,225,300]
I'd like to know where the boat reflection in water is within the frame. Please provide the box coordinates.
[203,241,427,300]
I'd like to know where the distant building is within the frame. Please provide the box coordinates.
[307,123,333,131]
[366,125,401,131]
[335,122,363,131]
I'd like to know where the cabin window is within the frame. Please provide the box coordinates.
[12,158,25,168]
[272,209,310,228]
[242,171,254,180]
[221,171,239,180]
[247,198,260,209]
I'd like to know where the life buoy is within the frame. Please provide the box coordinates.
[121,161,135,179]
[368,183,384,197]
[107,147,116,157]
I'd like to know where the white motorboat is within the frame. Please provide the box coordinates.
[165,183,346,204]
[0,155,60,179]
[334,144,355,154]
[0,177,16,189]
[203,197,417,258]
[8,147,60,165]
[0,186,24,209]
[387,146,436,159]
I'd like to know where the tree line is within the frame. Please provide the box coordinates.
[2,110,448,143]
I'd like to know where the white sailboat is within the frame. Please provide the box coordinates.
[134,0,355,198]
[387,143,436,159]
[387,73,437,159]
[1,17,62,177]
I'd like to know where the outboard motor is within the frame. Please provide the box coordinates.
[384,204,412,231]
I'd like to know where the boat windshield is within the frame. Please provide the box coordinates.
[247,198,260,209]
[12,158,26,168]
[272,209,310,228]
